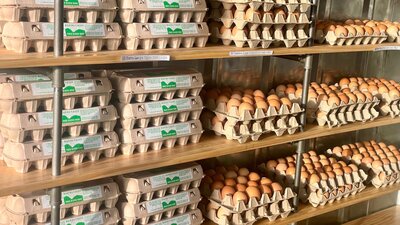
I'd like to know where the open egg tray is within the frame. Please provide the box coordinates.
[117,96,203,129]
[118,120,203,155]
[5,179,120,225]
[0,0,118,23]
[0,71,93,83]
[2,131,119,173]
[116,162,203,204]
[2,22,122,53]
[109,68,204,104]
[123,22,210,50]
[118,0,207,23]
[121,209,203,225]
[0,78,113,113]
[208,0,312,14]
[316,30,388,46]
[118,188,202,225]
[375,92,400,118]
[0,105,118,143]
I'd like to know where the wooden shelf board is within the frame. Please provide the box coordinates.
[0,43,398,69]
[0,116,399,197]
[343,205,400,225]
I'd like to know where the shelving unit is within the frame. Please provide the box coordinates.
[342,205,400,225]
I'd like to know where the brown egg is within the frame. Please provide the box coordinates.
[216,95,230,105]
[333,168,344,176]
[345,25,357,36]
[221,185,236,198]
[338,94,349,104]
[255,101,269,113]
[364,26,374,35]
[285,87,296,95]
[236,184,247,192]
[253,90,265,98]
[353,25,365,35]
[266,160,278,170]
[363,91,373,101]
[280,97,293,110]
[205,169,217,177]
[335,25,348,37]
[309,174,321,184]
[276,163,288,172]
[286,167,296,177]
[268,99,281,111]
[239,102,255,115]
[343,166,352,174]
[361,157,373,164]
[233,191,248,206]
[254,96,265,103]
[355,92,366,102]
[225,170,238,179]
[389,89,400,98]
[226,99,241,112]
[248,172,261,181]
[242,96,254,105]
[237,176,248,184]
[372,26,380,35]
[267,94,280,101]
[213,173,225,182]
[211,181,225,190]
[328,96,340,106]
[246,186,261,200]
[324,24,336,34]
[271,182,283,193]
[237,168,249,177]
[259,185,272,196]
[378,85,389,94]
[365,21,376,27]
[260,177,273,185]
[230,93,242,101]
[247,181,259,187]
[225,178,237,186]
[323,165,333,172]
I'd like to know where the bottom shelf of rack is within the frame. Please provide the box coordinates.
[342,205,400,225]
[204,183,400,225]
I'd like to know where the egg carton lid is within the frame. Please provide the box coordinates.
[5,178,120,216]
[2,22,123,40]
[2,131,119,162]
[0,71,92,83]
[109,68,203,94]
[118,0,207,11]
[0,0,118,9]
[116,162,203,194]
[121,208,203,225]
[0,105,118,131]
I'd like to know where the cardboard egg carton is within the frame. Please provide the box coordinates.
[121,208,203,225]
[2,22,122,53]
[116,162,203,204]
[0,71,92,83]
[5,179,120,224]
[376,92,400,118]
[118,120,203,154]
[118,188,201,224]
[0,0,118,23]
[118,0,207,23]
[31,207,120,225]
[109,68,204,104]
[2,131,119,173]
[322,30,387,46]
[0,105,118,143]
[209,0,312,14]
[0,78,112,113]
[123,22,209,50]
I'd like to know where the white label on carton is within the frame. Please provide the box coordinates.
[42,23,105,37]
[149,23,198,35]
[150,168,193,188]
[146,192,190,213]
[375,46,400,51]
[43,212,104,225]
[229,50,274,57]
[143,75,191,90]
[152,214,191,225]
[144,98,192,115]
[41,135,103,156]
[146,0,194,9]
[38,107,101,126]
[121,55,170,62]
[36,0,100,6]
[62,186,103,204]
[12,73,78,82]
[144,122,191,140]
[31,80,95,95]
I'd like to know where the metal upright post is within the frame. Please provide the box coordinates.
[50,0,64,225]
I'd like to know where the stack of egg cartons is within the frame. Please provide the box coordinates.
[116,162,204,225]
[108,68,204,155]
[4,179,121,225]
[0,71,120,173]
[0,0,122,53]
[118,0,210,50]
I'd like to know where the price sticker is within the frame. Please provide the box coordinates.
[121,55,170,62]
[229,50,274,57]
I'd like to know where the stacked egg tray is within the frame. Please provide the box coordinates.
[326,140,400,189]
[4,179,120,225]
[109,68,204,155]
[259,151,368,208]
[116,162,203,225]
[208,0,312,48]
[0,197,8,225]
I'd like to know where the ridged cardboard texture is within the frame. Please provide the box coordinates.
[121,208,203,225]
[0,71,92,83]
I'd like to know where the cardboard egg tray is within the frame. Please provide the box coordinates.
[116,162,203,204]
[2,131,119,173]
[118,0,207,23]
[5,179,120,224]
[123,22,210,50]
[0,71,92,83]
[0,132,4,160]
[109,68,204,104]
[0,197,9,225]
[318,30,388,46]
[0,105,118,143]
[118,188,202,225]
[0,78,113,113]
[375,92,400,118]
[0,21,4,48]
[2,22,122,53]
[117,96,203,129]
[31,207,120,225]
[118,120,203,155]
[0,0,118,23]
[121,209,203,225]
[386,28,400,43]
[209,0,312,14]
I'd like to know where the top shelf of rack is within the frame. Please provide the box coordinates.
[0,43,399,69]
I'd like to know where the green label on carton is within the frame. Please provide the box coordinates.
[146,0,194,8]
[146,192,190,213]
[41,23,105,37]
[152,214,191,225]
[42,135,103,156]
[38,107,101,126]
[143,75,191,90]
[65,28,86,36]
[149,23,198,36]
[31,80,95,96]
[62,186,103,205]
[145,98,192,115]
[35,0,99,7]
[143,122,191,140]
[149,168,193,188]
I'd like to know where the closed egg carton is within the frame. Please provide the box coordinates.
[109,68,204,103]
[121,208,203,225]
[118,120,203,155]
[117,96,203,129]
[116,162,203,204]
[123,22,209,50]
[2,22,122,53]
[0,71,92,83]
[5,179,120,225]
[0,105,118,143]
[0,78,113,113]
[2,131,119,173]
[117,188,201,224]
[118,0,207,23]
[31,207,120,225]
[0,0,118,23]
